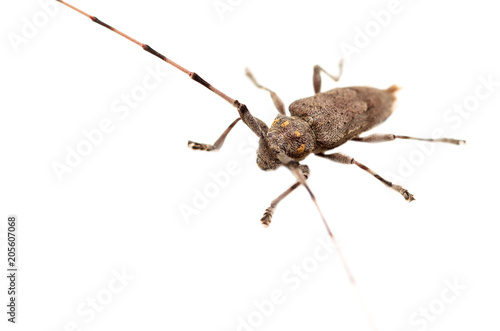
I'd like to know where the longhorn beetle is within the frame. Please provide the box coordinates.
[55,1,465,330]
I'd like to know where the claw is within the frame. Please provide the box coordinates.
[187,140,215,151]
[393,184,415,202]
[261,207,275,227]
[439,138,466,145]
[261,213,271,227]
[403,190,415,202]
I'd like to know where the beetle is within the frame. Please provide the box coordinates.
[189,64,464,226]
[54,1,465,329]
[53,0,465,225]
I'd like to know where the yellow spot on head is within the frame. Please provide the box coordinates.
[280,120,290,127]
[272,118,279,126]
[296,144,305,154]
[293,131,301,137]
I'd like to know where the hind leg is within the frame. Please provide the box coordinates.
[316,152,415,202]
[352,133,465,145]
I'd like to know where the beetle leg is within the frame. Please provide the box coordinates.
[188,118,241,151]
[261,164,309,226]
[316,152,415,202]
[261,182,301,227]
[352,133,466,145]
[245,68,286,115]
[313,59,343,94]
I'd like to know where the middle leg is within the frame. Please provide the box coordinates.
[316,152,415,202]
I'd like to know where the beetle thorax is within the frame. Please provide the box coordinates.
[256,115,316,171]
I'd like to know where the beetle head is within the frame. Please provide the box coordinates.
[254,118,286,171]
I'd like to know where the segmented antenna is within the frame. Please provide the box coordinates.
[56,0,237,106]
[57,0,271,139]
[281,154,379,331]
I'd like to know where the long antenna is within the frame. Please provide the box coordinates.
[56,0,236,106]
[55,0,267,139]
[282,155,379,331]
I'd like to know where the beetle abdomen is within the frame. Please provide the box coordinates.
[289,86,397,152]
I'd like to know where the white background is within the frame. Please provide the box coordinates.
[1,0,499,331]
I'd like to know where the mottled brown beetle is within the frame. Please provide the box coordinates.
[191,65,464,226]
[55,2,465,329]
[54,0,465,225]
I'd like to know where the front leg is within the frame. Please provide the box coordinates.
[188,118,241,151]
[261,165,309,227]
